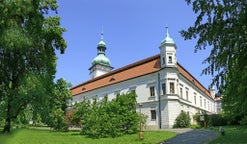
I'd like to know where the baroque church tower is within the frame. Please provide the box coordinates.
[89,32,113,79]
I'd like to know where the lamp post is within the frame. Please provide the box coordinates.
[139,103,143,140]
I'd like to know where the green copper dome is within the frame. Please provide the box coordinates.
[161,26,175,45]
[97,40,106,47]
[92,53,111,66]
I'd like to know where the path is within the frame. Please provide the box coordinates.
[161,128,217,144]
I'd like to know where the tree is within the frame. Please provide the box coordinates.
[0,0,66,133]
[43,78,72,131]
[181,0,247,122]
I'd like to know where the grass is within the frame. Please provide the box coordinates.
[0,128,176,144]
[209,125,247,144]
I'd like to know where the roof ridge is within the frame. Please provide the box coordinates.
[71,54,160,90]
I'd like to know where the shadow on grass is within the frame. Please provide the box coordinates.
[0,127,18,135]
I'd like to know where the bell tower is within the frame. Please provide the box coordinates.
[89,32,113,79]
[159,26,177,68]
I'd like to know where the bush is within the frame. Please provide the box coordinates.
[77,93,139,138]
[47,108,69,132]
[193,112,209,128]
[208,114,227,126]
[173,111,191,128]
[240,116,247,125]
[190,124,201,129]
[193,113,228,127]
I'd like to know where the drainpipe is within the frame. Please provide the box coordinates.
[157,72,162,129]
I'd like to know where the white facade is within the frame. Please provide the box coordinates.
[70,28,216,129]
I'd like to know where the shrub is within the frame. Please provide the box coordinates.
[193,112,209,128]
[78,93,139,138]
[240,116,247,125]
[47,108,69,132]
[173,111,191,128]
[190,124,201,129]
[208,114,227,126]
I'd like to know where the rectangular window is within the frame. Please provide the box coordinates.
[186,90,189,100]
[204,99,206,108]
[162,83,166,95]
[168,56,172,63]
[208,101,210,110]
[162,57,165,65]
[131,89,136,94]
[129,87,136,94]
[179,87,183,97]
[170,82,175,94]
[194,95,197,105]
[150,86,155,96]
[151,110,156,120]
[200,96,202,107]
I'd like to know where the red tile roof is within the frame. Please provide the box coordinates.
[71,54,212,99]
[177,63,212,98]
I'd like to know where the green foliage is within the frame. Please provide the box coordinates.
[182,0,247,122]
[193,112,208,128]
[239,115,247,125]
[173,111,191,128]
[74,93,139,138]
[193,112,228,127]
[139,113,148,130]
[193,112,227,127]
[13,104,33,127]
[209,125,247,144]
[208,114,227,126]
[41,79,72,131]
[71,99,90,128]
[47,108,68,132]
[0,0,66,133]
[190,124,201,129]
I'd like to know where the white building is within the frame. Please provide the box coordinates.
[70,27,216,129]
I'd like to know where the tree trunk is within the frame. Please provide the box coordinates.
[3,100,11,134]
[3,117,11,134]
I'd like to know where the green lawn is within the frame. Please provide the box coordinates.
[0,128,176,144]
[209,125,247,144]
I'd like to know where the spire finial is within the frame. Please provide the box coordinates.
[97,26,106,48]
[101,26,104,40]
[165,25,170,38]
[160,25,175,45]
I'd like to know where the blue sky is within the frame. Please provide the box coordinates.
[55,0,212,89]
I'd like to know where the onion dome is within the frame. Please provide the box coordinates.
[92,54,111,66]
[91,32,111,66]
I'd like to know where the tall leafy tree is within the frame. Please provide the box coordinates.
[181,0,247,122]
[42,78,72,131]
[0,0,66,133]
